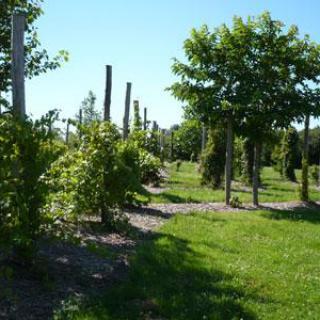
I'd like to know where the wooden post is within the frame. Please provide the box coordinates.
[66,119,70,145]
[104,65,112,121]
[11,14,26,118]
[123,82,132,140]
[143,107,147,130]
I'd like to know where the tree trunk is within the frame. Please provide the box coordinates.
[225,117,233,205]
[301,114,310,201]
[123,82,131,140]
[104,65,112,121]
[201,125,207,151]
[171,131,174,161]
[252,141,261,206]
[11,14,26,119]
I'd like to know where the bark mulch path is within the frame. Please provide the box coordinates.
[0,200,317,319]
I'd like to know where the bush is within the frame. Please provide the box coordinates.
[200,127,225,188]
[139,149,163,186]
[310,165,319,185]
[0,112,64,260]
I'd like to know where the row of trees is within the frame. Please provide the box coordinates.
[0,1,164,263]
[169,12,320,205]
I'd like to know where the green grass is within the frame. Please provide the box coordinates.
[149,162,320,203]
[55,208,320,319]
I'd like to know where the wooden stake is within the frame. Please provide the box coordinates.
[66,119,70,145]
[104,65,112,121]
[11,14,26,118]
[123,82,132,140]
[143,107,147,130]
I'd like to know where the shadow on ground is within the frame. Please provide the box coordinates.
[262,202,320,224]
[57,230,261,320]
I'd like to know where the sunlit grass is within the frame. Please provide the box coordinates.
[150,162,320,203]
[57,208,320,319]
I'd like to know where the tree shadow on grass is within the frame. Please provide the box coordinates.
[62,232,262,320]
[153,192,201,204]
[262,203,320,224]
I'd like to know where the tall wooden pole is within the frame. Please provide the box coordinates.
[123,82,132,140]
[143,107,147,130]
[11,14,26,118]
[104,65,112,121]
[66,119,70,145]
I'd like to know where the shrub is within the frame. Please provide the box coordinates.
[0,112,64,261]
[200,127,226,188]
[310,165,319,185]
[139,149,163,186]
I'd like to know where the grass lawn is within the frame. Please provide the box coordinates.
[149,162,320,203]
[56,207,320,319]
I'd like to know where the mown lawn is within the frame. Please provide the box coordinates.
[56,208,320,319]
[149,162,320,203]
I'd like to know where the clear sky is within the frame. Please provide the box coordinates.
[25,0,320,129]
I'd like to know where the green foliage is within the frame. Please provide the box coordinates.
[282,127,300,182]
[310,165,319,185]
[172,119,202,161]
[132,101,142,132]
[47,122,144,229]
[230,196,242,208]
[200,127,226,188]
[0,0,68,100]
[0,112,64,259]
[139,149,163,186]
[78,91,101,125]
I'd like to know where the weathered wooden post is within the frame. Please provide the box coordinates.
[66,119,70,145]
[143,107,147,130]
[104,65,112,121]
[11,14,26,118]
[123,82,131,140]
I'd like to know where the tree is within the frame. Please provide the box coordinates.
[200,127,226,188]
[0,0,68,105]
[173,119,202,161]
[281,127,299,181]
[132,100,142,131]
[169,19,254,205]
[78,91,101,125]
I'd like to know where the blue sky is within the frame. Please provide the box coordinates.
[24,0,320,129]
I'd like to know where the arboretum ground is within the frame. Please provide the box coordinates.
[147,162,320,203]
[1,162,320,319]
[56,207,320,320]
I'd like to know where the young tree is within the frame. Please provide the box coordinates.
[78,91,101,125]
[132,100,142,131]
[281,127,300,182]
[169,19,254,205]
